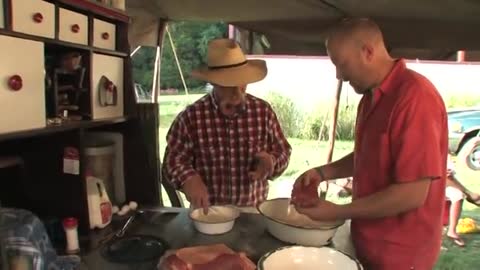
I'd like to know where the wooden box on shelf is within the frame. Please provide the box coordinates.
[45,48,91,121]
[52,67,88,118]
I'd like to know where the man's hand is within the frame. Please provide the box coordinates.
[293,168,323,189]
[182,174,210,214]
[291,168,324,206]
[290,181,318,207]
[294,198,344,222]
[249,152,274,181]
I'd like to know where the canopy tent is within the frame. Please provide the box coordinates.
[125,0,480,201]
[126,0,480,60]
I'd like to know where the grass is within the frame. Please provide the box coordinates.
[158,93,480,270]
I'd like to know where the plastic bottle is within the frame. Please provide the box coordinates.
[63,217,80,254]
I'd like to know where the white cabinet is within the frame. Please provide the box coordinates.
[59,8,88,45]
[0,0,4,28]
[93,19,116,50]
[91,54,124,119]
[11,0,55,38]
[0,36,46,133]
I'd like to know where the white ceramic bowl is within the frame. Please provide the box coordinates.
[257,198,344,246]
[189,205,240,235]
[258,246,363,270]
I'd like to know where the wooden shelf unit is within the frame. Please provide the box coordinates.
[0,0,162,234]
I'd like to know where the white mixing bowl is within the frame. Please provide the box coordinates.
[257,198,344,246]
[189,205,240,235]
[258,246,363,270]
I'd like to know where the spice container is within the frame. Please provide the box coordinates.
[63,217,80,254]
[111,0,125,10]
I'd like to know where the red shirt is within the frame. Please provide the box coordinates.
[162,93,292,207]
[352,59,448,270]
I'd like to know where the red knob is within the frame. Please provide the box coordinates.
[32,12,43,23]
[104,80,114,91]
[8,75,23,91]
[102,32,109,40]
[71,24,80,33]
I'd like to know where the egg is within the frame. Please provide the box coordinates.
[118,205,130,216]
[128,201,138,210]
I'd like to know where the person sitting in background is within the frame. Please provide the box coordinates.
[445,156,480,247]
[162,38,292,213]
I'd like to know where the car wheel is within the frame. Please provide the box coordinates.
[458,137,480,171]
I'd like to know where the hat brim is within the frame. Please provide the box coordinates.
[191,59,267,87]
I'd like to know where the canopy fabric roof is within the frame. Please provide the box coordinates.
[126,0,480,60]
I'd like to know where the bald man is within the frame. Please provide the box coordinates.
[291,18,448,269]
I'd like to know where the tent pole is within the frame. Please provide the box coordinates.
[320,79,343,199]
[165,25,190,97]
[153,20,166,104]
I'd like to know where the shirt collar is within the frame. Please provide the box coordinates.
[209,91,248,118]
[376,58,406,95]
[367,58,406,103]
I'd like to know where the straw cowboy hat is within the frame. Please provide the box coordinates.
[191,38,267,87]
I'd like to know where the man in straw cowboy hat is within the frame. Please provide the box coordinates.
[162,38,292,213]
[292,18,448,269]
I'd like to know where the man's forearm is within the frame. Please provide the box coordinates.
[317,152,354,181]
[338,179,431,219]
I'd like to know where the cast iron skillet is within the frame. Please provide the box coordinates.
[101,234,169,263]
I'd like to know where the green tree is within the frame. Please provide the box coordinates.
[132,46,156,93]
[132,21,227,93]
[160,21,227,91]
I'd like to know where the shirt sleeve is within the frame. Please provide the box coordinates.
[267,106,292,179]
[390,87,447,183]
[162,111,197,189]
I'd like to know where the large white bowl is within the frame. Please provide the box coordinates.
[189,205,240,235]
[258,246,363,270]
[257,198,344,246]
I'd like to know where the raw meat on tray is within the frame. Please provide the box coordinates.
[159,243,256,270]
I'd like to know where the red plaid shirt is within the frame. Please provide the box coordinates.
[162,93,292,207]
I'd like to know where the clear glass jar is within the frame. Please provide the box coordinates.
[0,206,37,270]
